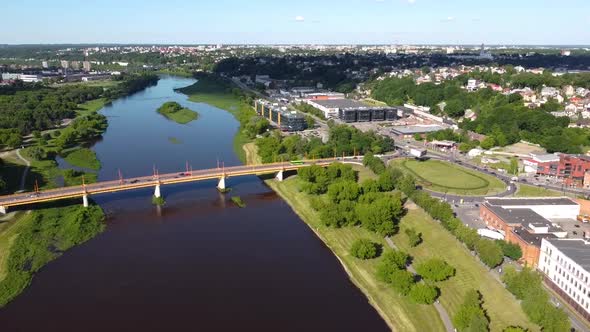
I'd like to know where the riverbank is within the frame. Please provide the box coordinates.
[0,204,106,307]
[243,143,537,331]
[177,74,256,163]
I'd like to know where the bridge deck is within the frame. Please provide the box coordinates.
[0,160,336,208]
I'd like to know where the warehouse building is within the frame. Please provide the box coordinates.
[480,197,580,267]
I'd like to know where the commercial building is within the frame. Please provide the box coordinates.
[83,61,92,72]
[1,73,43,83]
[305,98,397,122]
[254,100,306,132]
[523,154,560,175]
[480,197,580,267]
[539,238,590,322]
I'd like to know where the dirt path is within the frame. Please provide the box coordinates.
[15,149,30,191]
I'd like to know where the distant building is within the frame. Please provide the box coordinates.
[522,154,560,175]
[539,238,590,322]
[83,61,91,72]
[1,73,42,83]
[254,100,306,132]
[480,197,580,267]
[60,60,69,69]
[41,61,49,69]
[70,61,80,70]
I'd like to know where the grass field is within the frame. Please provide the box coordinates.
[515,184,563,197]
[392,208,538,332]
[64,148,101,170]
[394,159,506,196]
[0,212,28,283]
[77,98,108,115]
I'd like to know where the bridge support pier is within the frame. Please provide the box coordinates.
[154,185,161,198]
[217,177,226,191]
[82,194,89,208]
[276,170,284,182]
[0,205,6,215]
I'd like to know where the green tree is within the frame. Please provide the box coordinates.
[361,179,381,193]
[415,258,455,281]
[350,239,380,259]
[327,180,360,203]
[453,290,489,332]
[475,239,504,268]
[509,157,519,175]
[409,284,438,304]
[496,241,523,260]
[503,327,527,332]
[381,249,410,270]
[356,194,404,236]
[389,269,415,295]
[480,137,496,150]
[405,228,422,247]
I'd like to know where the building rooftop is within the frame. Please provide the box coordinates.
[485,197,578,207]
[513,226,557,247]
[390,125,445,135]
[547,238,590,271]
[531,154,560,163]
[485,203,551,226]
[309,98,369,109]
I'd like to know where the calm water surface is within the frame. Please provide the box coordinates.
[0,76,389,331]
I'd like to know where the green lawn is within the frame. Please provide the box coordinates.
[394,159,505,196]
[157,102,199,124]
[63,148,101,170]
[267,177,446,332]
[392,208,538,332]
[515,184,562,197]
[0,212,28,283]
[77,98,107,115]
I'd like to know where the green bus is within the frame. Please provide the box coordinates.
[290,160,304,165]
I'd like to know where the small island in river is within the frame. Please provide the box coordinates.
[157,101,199,124]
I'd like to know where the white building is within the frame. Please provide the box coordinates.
[539,238,590,319]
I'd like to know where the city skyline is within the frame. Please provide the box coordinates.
[2,0,589,45]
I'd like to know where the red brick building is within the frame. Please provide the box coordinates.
[557,154,590,187]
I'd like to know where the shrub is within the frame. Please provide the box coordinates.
[415,258,455,282]
[350,239,380,260]
[405,227,422,247]
[409,283,438,304]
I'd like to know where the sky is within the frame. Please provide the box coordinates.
[2,0,589,45]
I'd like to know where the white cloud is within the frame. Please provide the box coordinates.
[442,16,455,22]
[295,16,305,22]
[407,0,416,4]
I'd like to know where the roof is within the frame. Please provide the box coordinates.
[485,203,551,226]
[547,238,590,271]
[391,125,445,135]
[531,154,560,163]
[512,226,557,247]
[309,98,368,109]
[485,197,578,207]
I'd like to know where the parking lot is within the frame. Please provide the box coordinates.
[452,204,487,229]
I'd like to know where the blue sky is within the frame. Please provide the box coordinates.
[2,0,589,45]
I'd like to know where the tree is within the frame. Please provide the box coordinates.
[453,290,489,332]
[475,239,504,268]
[409,284,438,304]
[405,228,422,247]
[389,269,415,295]
[415,258,455,281]
[356,195,404,236]
[361,179,381,193]
[381,249,410,270]
[350,239,380,259]
[327,180,360,203]
[509,157,519,175]
[496,241,523,260]
[480,137,496,150]
[26,146,47,161]
[305,115,315,129]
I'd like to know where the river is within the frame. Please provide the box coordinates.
[0,76,389,331]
